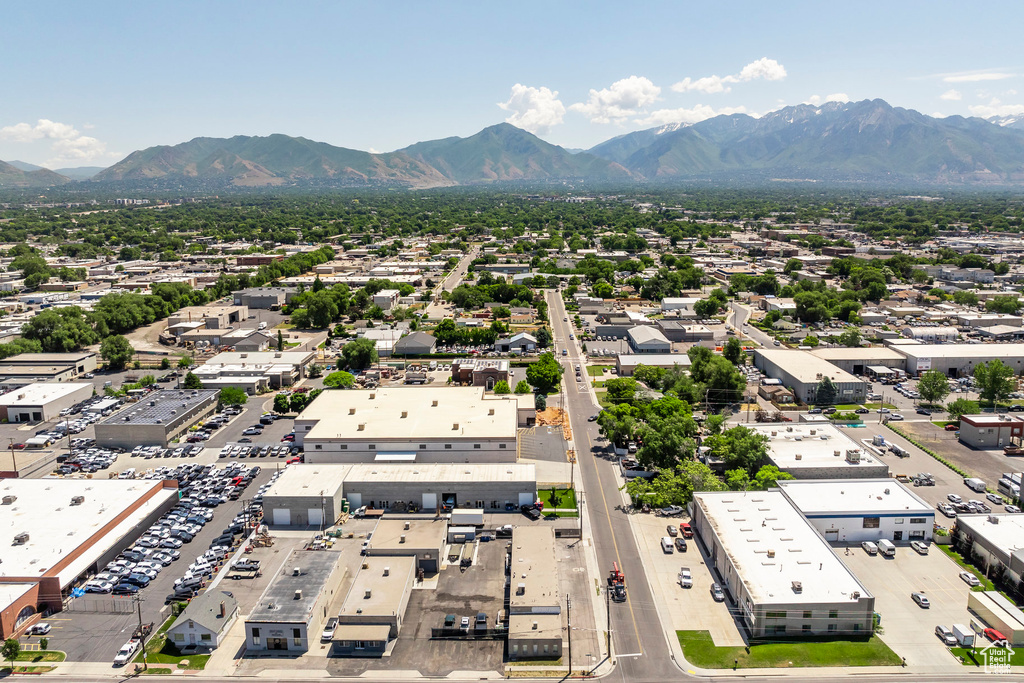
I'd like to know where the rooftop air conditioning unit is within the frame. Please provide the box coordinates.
[401,411,408,418]
[294,589,302,600]
[13,532,29,544]
[488,408,495,416]
[432,400,438,407]
[349,408,356,415]
[452,423,459,430]
[794,454,802,460]
[404,521,410,530]
[400,534,406,544]
[791,581,803,593]
[364,589,372,599]
[852,591,860,600]
[989,515,1000,524]
[2,496,17,505]
[767,549,776,558]
[70,495,85,505]
[383,566,390,576]
[293,567,301,576]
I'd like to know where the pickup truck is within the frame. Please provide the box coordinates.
[113,638,141,666]
[678,567,693,588]
[231,559,261,572]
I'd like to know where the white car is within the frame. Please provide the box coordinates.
[160,538,183,549]
[910,540,929,555]
[84,581,114,594]
[678,568,693,588]
[113,639,141,666]
[959,571,981,587]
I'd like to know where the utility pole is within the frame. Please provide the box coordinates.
[566,594,572,676]
[136,596,148,671]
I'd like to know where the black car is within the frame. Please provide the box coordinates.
[112,583,140,595]
[521,505,542,521]
[916,408,932,416]
[855,407,869,414]
[1010,404,1024,412]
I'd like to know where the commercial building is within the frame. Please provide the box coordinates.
[660,297,700,311]
[197,350,315,390]
[626,325,671,354]
[616,354,691,377]
[967,592,1024,646]
[0,382,92,423]
[296,387,519,462]
[244,550,345,653]
[954,514,1024,596]
[809,347,907,375]
[0,479,179,637]
[232,286,296,309]
[167,305,247,330]
[957,414,1024,450]
[0,352,97,376]
[263,465,349,527]
[777,479,934,544]
[166,591,239,649]
[450,358,509,389]
[508,526,563,659]
[334,557,416,657]
[894,343,1024,377]
[364,519,446,574]
[93,389,219,449]
[752,349,868,405]
[393,331,436,356]
[900,326,959,343]
[691,491,875,639]
[494,333,537,354]
[655,321,714,342]
[752,423,889,479]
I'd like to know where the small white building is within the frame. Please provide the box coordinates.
[372,289,401,312]
[166,591,239,649]
[0,382,92,423]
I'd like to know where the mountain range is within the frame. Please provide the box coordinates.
[7,99,1024,188]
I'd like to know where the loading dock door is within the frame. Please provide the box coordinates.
[519,492,535,506]
[308,508,323,526]
[422,493,438,510]
[272,508,291,525]
[347,493,362,508]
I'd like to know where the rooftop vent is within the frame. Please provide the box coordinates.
[432,400,438,407]
[791,580,802,593]
[488,408,494,416]
[403,521,410,530]
[400,534,406,544]
[361,562,369,570]
[383,566,390,576]
[70,495,85,505]
[794,454,802,461]
[452,423,459,430]
[357,423,365,432]
[989,515,1000,524]
[2,495,17,505]
[294,589,302,600]
[349,408,356,415]
[532,621,538,630]
[401,411,407,418]
[292,567,301,576]
[767,549,776,558]
[369,392,376,400]
[852,591,860,600]
[364,589,372,599]
[13,532,29,545]
[517,583,526,595]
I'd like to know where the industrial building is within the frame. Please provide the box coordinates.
[232,286,296,309]
[894,343,1024,377]
[0,382,92,423]
[334,557,416,656]
[197,350,315,390]
[93,389,218,448]
[0,352,97,376]
[626,326,671,353]
[809,347,907,375]
[954,514,1024,598]
[655,321,714,342]
[957,414,1024,450]
[752,349,868,405]
[777,479,934,544]
[508,526,563,659]
[967,592,1024,646]
[615,353,691,377]
[296,387,520,462]
[244,550,345,653]
[365,519,446,575]
[691,491,875,639]
[262,463,537,526]
[752,423,889,479]
[0,479,179,638]
[451,358,509,389]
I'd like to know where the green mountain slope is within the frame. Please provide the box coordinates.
[0,160,70,187]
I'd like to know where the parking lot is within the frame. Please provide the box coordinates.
[630,510,745,647]
[840,543,973,667]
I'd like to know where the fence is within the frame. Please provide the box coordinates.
[65,596,135,614]
[430,627,507,640]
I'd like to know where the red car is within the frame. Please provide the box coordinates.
[11,443,26,450]
[984,627,1007,643]
[679,522,693,539]
[286,457,301,464]
[281,434,295,442]
[944,424,960,431]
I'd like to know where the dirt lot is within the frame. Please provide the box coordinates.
[898,421,1022,487]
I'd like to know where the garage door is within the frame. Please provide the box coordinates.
[519,492,535,506]
[308,508,323,526]
[272,508,291,525]
[347,493,362,508]
[422,493,437,510]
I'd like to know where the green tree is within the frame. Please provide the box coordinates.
[289,392,310,413]
[722,337,744,366]
[704,413,726,436]
[159,357,171,370]
[839,329,862,347]
[725,468,751,491]
[277,330,284,352]
[514,380,531,394]
[100,335,134,371]
[814,376,838,406]
[491,306,510,319]
[535,327,552,348]
[534,392,547,410]
[605,377,639,403]
[339,338,378,370]
[2,638,20,670]
[952,290,979,307]
[593,280,613,299]
[974,359,1016,408]
[783,258,802,275]
[305,290,339,328]
[323,370,355,388]
[526,352,563,394]
[274,393,291,413]
[945,397,980,422]
[917,369,951,405]
[704,425,769,476]
[986,295,1021,315]
[492,379,511,394]
[623,461,724,508]
[751,465,794,490]
[178,356,194,369]
[219,387,248,406]
[20,308,98,352]
[693,298,722,317]
[182,372,203,389]
[632,364,666,387]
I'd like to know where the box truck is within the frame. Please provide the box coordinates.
[953,624,975,647]
[450,509,485,527]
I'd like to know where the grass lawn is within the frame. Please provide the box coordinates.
[595,390,613,410]
[676,630,901,668]
[537,487,577,509]
[591,380,607,388]
[135,615,210,671]
[543,510,579,518]
[15,651,65,663]
[938,545,998,593]
[587,365,608,377]
[863,402,898,410]
[142,668,173,675]
[834,404,861,411]
[951,645,1024,666]
[1,666,57,673]
[932,420,958,428]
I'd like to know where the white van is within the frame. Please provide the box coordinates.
[258,321,267,331]
[660,537,675,553]
[964,477,987,493]
[876,539,896,557]
[861,541,878,555]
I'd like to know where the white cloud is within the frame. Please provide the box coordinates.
[635,104,753,127]
[940,89,963,101]
[944,71,1015,83]
[569,76,661,124]
[498,84,566,135]
[968,98,1024,118]
[672,57,787,94]
[0,118,112,166]
[803,93,850,106]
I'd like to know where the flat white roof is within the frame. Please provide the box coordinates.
[263,464,348,499]
[961,414,1024,427]
[0,479,177,586]
[302,387,518,441]
[0,583,35,614]
[344,462,535,485]
[809,347,905,362]
[695,491,872,605]
[897,343,1024,360]
[754,349,864,385]
[777,479,932,516]
[957,514,1024,557]
[510,526,559,610]
[205,350,313,367]
[751,423,885,472]
[617,354,691,367]
[0,382,91,407]
[338,556,415,618]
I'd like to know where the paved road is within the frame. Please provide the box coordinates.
[546,290,680,683]
[729,301,773,348]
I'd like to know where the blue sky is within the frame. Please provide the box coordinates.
[2,1,1023,168]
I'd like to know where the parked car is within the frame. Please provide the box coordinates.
[911,592,930,608]
[984,627,1008,642]
[321,617,338,642]
[910,540,929,555]
[678,568,692,588]
[710,583,725,602]
[916,408,932,416]
[958,571,981,587]
[26,622,51,635]
[944,423,960,431]
[861,541,878,555]
[666,525,678,537]
[935,625,958,646]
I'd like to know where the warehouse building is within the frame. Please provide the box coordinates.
[94,389,218,448]
[691,491,875,639]
[263,463,537,525]
[954,514,1024,598]
[626,325,671,353]
[200,350,315,389]
[0,352,97,377]
[752,423,889,480]
[296,387,519,462]
[777,479,934,544]
[0,479,179,638]
[232,286,296,309]
[956,414,1024,450]
[508,526,563,659]
[752,349,868,405]
[333,557,416,657]
[894,343,1024,377]
[244,550,344,653]
[967,592,1024,646]
[364,519,446,574]
[616,353,691,377]
[0,382,92,423]
[809,347,907,375]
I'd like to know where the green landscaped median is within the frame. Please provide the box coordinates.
[676,631,901,668]
[951,645,1024,666]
